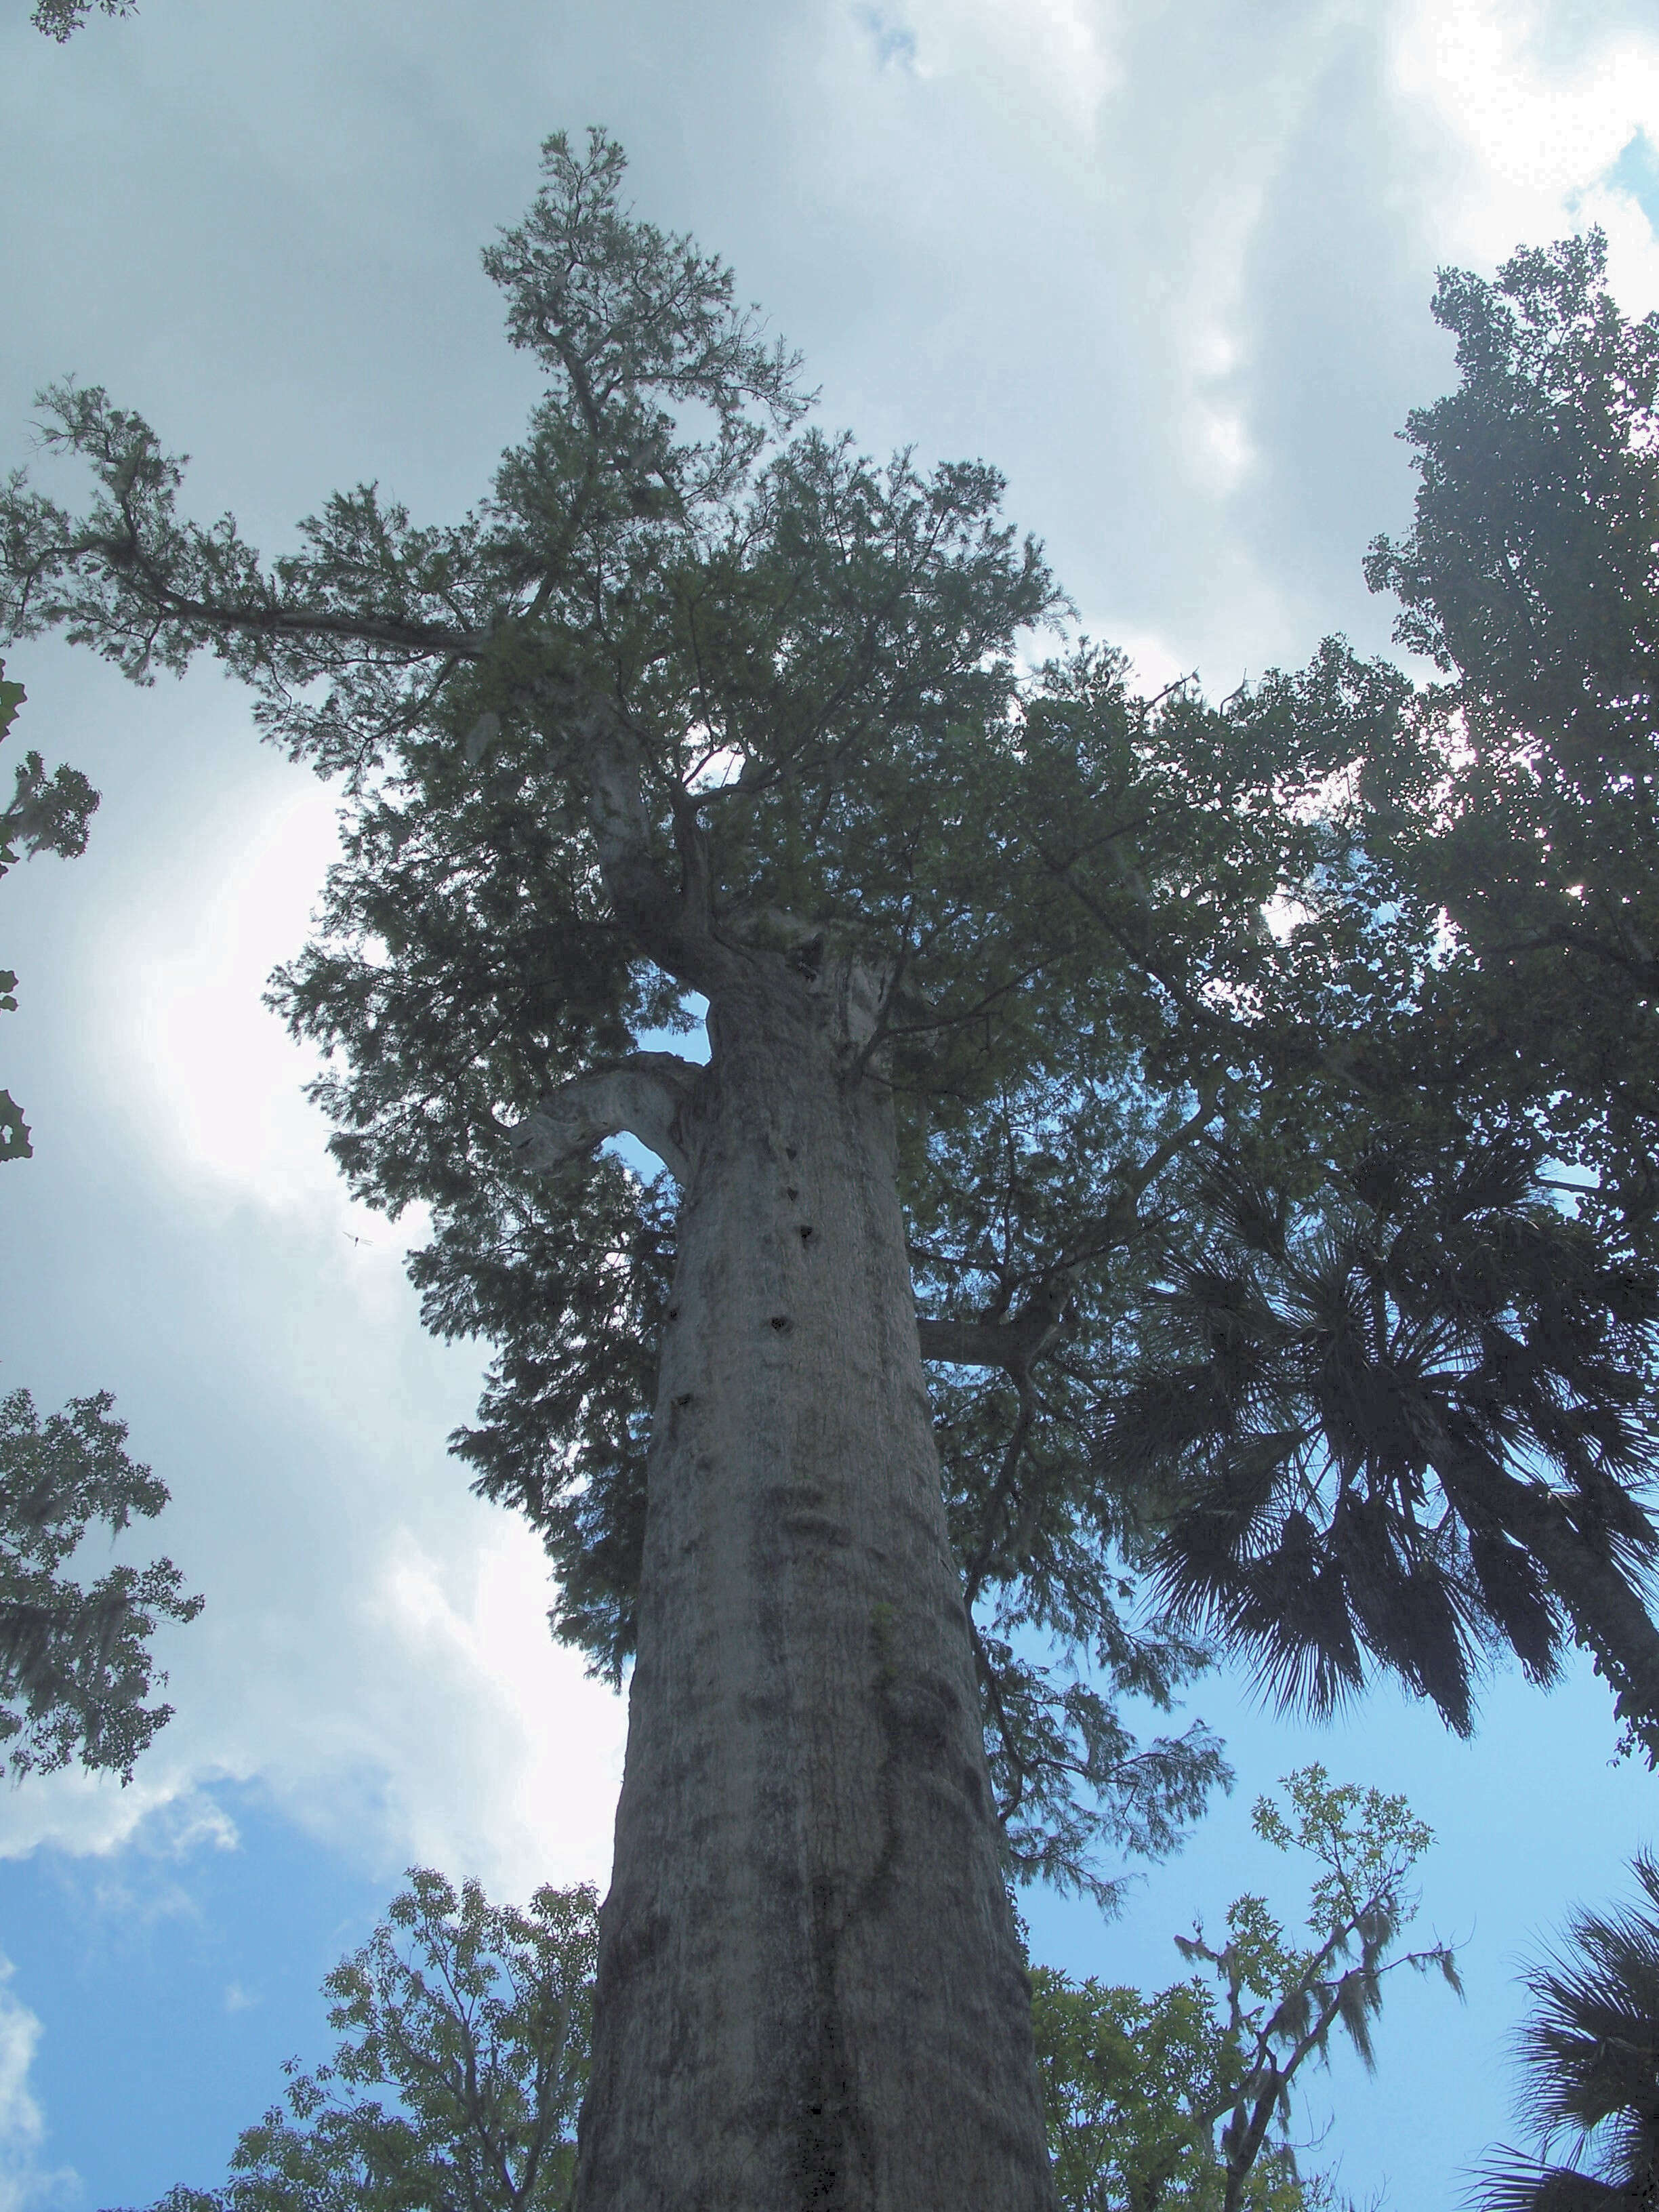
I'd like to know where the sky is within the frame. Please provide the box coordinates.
[1,0,1658,2205]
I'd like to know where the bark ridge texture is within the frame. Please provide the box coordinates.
[575,970,1055,2211]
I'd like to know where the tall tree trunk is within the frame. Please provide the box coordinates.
[574,961,1057,2211]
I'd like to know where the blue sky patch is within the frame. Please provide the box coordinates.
[0,1790,390,2209]
[1607,129,1659,233]
[856,6,917,70]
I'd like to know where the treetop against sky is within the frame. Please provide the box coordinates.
[9,8,1659,2203]
[4,131,1655,1806]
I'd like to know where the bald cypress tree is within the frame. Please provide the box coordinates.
[4,142,1656,2206]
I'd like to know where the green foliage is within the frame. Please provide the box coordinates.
[1103,1134,1659,1745]
[0,131,1237,1891]
[1472,1852,1659,2211]
[1364,230,1659,1267]
[140,1869,598,2212]
[0,653,101,1160]
[1093,232,1659,1765]
[1031,1766,1459,2212]
[0,1383,201,1782]
[1034,1972,1316,2212]
[411,1160,676,1682]
[138,1796,1437,2212]
[30,0,136,36]
[0,667,183,1784]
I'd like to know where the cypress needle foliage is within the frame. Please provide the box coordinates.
[0,655,99,1158]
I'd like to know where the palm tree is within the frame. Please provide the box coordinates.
[1471,1851,1659,2211]
[1092,1135,1659,1752]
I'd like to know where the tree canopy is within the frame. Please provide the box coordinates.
[1,131,1655,1886]
[0,1381,201,1782]
[1031,1766,1459,2212]
[135,1780,1448,2212]
[6,120,1659,2211]
[140,1868,598,2212]
[1,660,194,1786]
[29,0,137,39]
[1364,231,1659,1272]
[1103,231,1659,1765]
[1,655,98,1158]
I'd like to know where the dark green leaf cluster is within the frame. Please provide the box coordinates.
[30,0,135,37]
[1102,1136,1659,1743]
[1364,230,1659,1264]
[410,1163,676,1684]
[0,1383,201,1782]
[136,1868,598,2212]
[1,679,96,889]
[1,656,101,1160]
[271,733,681,1221]
[1472,1852,1659,2212]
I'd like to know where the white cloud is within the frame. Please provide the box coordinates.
[904,0,1123,139]
[1580,173,1659,315]
[105,772,344,1208]
[0,1963,74,2212]
[362,1521,628,1896]
[1387,0,1659,270]
[0,672,628,1905]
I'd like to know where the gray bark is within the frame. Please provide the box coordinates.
[508,1054,703,1186]
[571,955,1057,2211]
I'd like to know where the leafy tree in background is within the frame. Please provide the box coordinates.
[0,1382,201,1781]
[0,655,98,1157]
[29,0,136,39]
[1471,1851,1659,2211]
[1365,230,1659,1269]
[2,134,1656,2203]
[1105,233,1659,1763]
[140,1790,1435,2212]
[0,663,194,1783]
[1033,1767,1458,2212]
[142,1869,598,2212]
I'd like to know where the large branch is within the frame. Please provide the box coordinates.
[30,516,489,663]
[506,1053,704,1185]
[916,1296,1065,1375]
[117,578,488,660]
